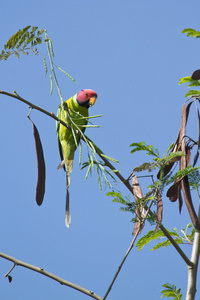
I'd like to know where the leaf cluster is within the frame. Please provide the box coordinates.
[182,28,200,38]
[161,283,182,299]
[178,29,200,97]
[0,26,44,60]
[136,223,195,251]
[179,74,200,97]
[130,142,187,187]
[188,170,200,192]
[80,139,120,190]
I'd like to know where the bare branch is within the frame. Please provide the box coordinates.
[103,202,153,300]
[186,197,200,300]
[0,252,103,300]
[4,263,16,278]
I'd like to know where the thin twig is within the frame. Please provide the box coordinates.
[0,90,70,129]
[0,252,103,300]
[4,263,16,277]
[44,31,63,104]
[185,191,200,299]
[103,202,153,300]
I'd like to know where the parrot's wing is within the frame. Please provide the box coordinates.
[57,138,65,171]
[56,107,66,171]
[75,121,87,148]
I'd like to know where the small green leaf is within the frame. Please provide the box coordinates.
[49,39,54,57]
[185,90,200,97]
[130,141,159,157]
[188,81,200,87]
[166,151,184,162]
[152,238,182,251]
[85,163,92,180]
[100,154,119,163]
[182,28,200,38]
[179,76,193,85]
[50,74,53,94]
[44,57,47,75]
[79,142,82,167]
[107,191,130,205]
[55,64,77,82]
[96,163,102,190]
[166,143,174,154]
[30,26,38,34]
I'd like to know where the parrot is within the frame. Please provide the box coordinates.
[56,89,98,227]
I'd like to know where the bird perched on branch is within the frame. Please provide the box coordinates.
[56,89,98,227]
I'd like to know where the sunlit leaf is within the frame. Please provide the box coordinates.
[182,28,200,38]
[185,90,200,97]
[161,283,182,299]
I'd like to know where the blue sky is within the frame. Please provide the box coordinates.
[1,1,200,299]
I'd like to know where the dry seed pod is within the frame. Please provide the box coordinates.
[29,117,46,206]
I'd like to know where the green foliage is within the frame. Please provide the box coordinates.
[178,75,200,97]
[136,229,182,251]
[130,142,166,174]
[107,190,156,226]
[161,283,182,299]
[182,28,200,38]
[130,142,183,166]
[185,90,200,97]
[54,64,76,83]
[130,141,159,157]
[165,166,200,186]
[81,159,119,190]
[80,139,120,190]
[188,170,200,192]
[181,223,195,244]
[0,26,44,60]
[130,143,198,190]
[179,28,200,98]
[178,76,200,87]
[107,191,131,206]
[43,30,76,99]
[127,141,200,230]
[136,223,194,251]
[133,162,157,173]
[179,76,193,84]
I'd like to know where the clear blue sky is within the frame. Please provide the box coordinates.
[1,1,200,299]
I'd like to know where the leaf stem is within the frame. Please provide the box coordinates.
[44,31,63,103]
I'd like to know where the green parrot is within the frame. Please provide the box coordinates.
[56,89,98,227]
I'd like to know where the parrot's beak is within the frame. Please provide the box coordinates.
[89,96,96,107]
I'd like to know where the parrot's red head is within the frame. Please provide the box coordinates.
[76,89,98,109]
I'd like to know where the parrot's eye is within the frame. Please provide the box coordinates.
[85,93,88,97]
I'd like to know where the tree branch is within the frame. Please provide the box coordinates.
[0,89,60,123]
[0,252,103,300]
[103,202,153,300]
[185,193,200,300]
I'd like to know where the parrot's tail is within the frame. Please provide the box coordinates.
[65,185,71,227]
[64,159,73,227]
